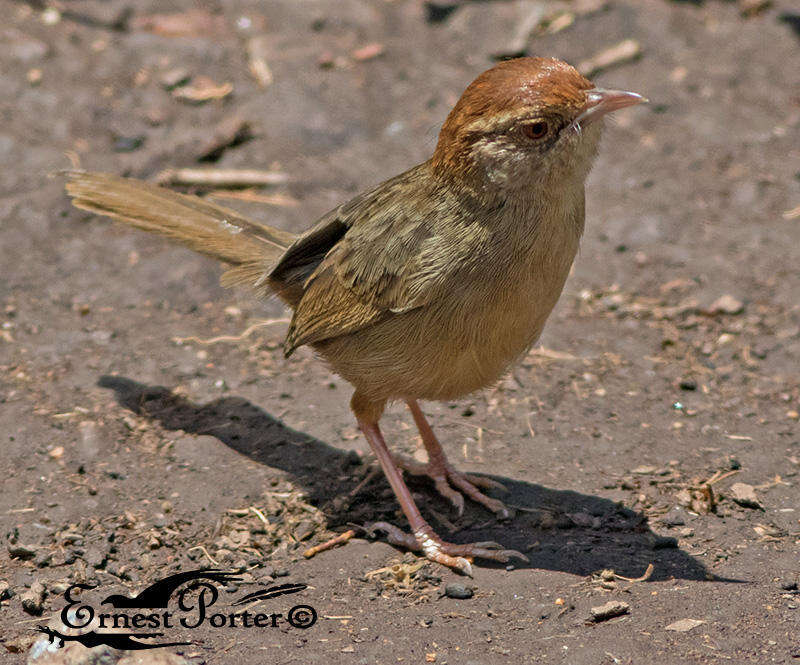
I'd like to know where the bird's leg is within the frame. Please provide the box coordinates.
[393,399,510,518]
[352,392,527,576]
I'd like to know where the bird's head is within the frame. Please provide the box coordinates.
[431,57,646,195]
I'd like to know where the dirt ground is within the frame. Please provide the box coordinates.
[1,0,799,663]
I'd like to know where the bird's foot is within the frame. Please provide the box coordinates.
[366,522,528,576]
[393,453,510,518]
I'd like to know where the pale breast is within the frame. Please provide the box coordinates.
[318,187,584,402]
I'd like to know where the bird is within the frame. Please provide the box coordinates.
[65,57,646,576]
[100,568,242,608]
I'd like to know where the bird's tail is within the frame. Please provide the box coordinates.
[64,171,296,290]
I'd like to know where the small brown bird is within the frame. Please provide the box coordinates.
[65,57,645,575]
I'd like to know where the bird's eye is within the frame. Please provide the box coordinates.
[522,121,549,140]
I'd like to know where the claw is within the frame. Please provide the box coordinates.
[454,557,473,577]
[366,522,525,574]
[463,474,508,493]
[394,454,512,518]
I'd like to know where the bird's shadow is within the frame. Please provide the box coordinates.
[100,376,732,583]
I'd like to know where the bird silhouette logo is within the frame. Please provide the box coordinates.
[101,568,242,608]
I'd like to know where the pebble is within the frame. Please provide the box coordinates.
[0,580,11,600]
[113,135,146,152]
[84,547,106,569]
[665,618,704,632]
[443,583,474,599]
[729,482,764,510]
[707,294,744,315]
[49,579,71,595]
[21,581,46,615]
[780,578,798,591]
[34,550,52,568]
[590,600,629,622]
[7,544,36,560]
[160,67,191,90]
[294,520,315,542]
[661,509,686,527]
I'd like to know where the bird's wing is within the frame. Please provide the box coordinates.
[135,569,241,604]
[273,164,469,354]
[232,583,307,606]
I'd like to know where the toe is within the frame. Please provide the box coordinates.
[432,474,465,515]
[446,472,512,518]
[463,473,508,493]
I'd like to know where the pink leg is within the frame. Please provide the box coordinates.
[351,392,526,576]
[400,399,510,518]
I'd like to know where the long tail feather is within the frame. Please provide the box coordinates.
[64,170,296,289]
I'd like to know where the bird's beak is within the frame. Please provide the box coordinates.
[575,88,647,125]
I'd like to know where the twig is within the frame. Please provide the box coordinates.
[530,346,580,361]
[155,168,289,187]
[578,39,642,77]
[249,505,271,527]
[208,189,299,207]
[173,318,289,346]
[303,530,356,559]
[526,412,536,438]
[703,469,740,486]
[187,545,218,565]
[615,563,654,583]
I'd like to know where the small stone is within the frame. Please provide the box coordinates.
[113,135,146,152]
[293,520,315,542]
[160,67,191,90]
[443,583,474,599]
[707,294,744,315]
[49,579,71,595]
[661,509,686,527]
[273,568,290,578]
[631,465,656,475]
[0,580,12,600]
[20,581,46,615]
[780,578,798,591]
[665,618,705,632]
[3,634,34,654]
[729,482,763,510]
[33,550,52,568]
[590,600,629,622]
[7,544,36,560]
[85,547,106,569]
